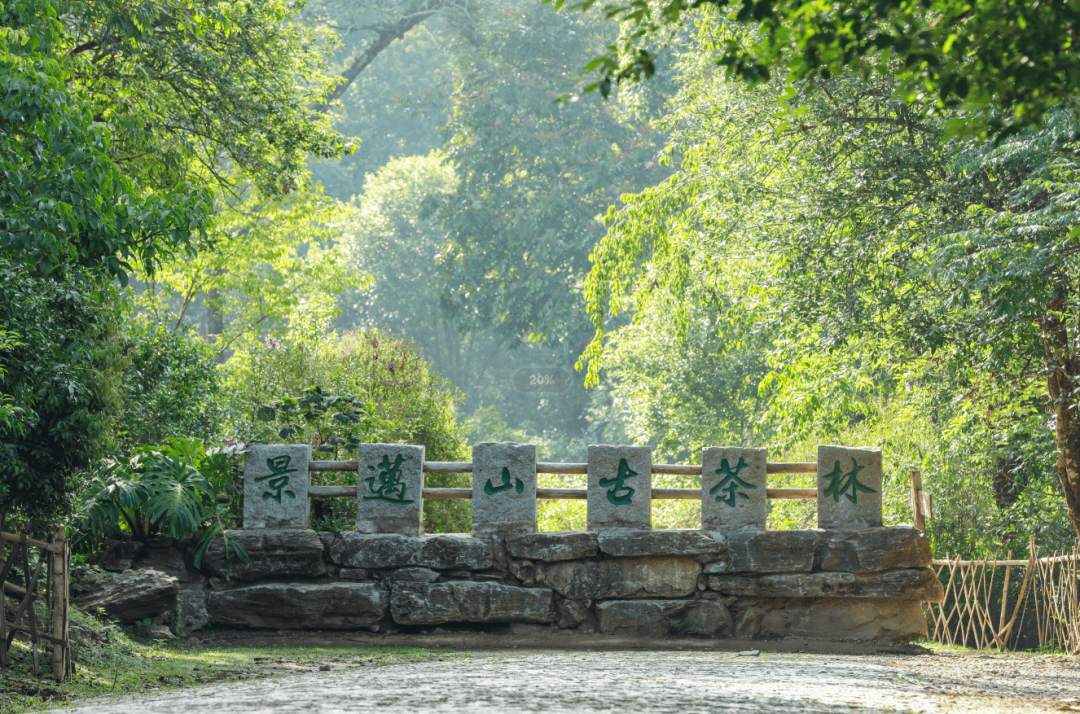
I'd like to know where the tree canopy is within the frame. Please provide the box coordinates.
[579,14,1080,545]
[558,0,1080,139]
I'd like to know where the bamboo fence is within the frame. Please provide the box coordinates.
[0,519,71,681]
[925,538,1080,653]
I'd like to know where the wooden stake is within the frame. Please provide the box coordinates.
[910,470,926,532]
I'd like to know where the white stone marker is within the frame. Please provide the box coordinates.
[356,444,425,536]
[701,447,767,531]
[587,445,651,531]
[472,442,537,537]
[817,445,883,529]
[244,444,310,529]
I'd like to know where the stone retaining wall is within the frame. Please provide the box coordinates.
[164,524,941,643]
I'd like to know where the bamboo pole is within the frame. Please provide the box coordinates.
[49,526,68,682]
[0,532,61,555]
[910,470,926,532]
[997,544,1035,650]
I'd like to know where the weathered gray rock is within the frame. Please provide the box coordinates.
[596,529,725,561]
[556,599,591,629]
[356,443,425,536]
[134,544,189,582]
[177,581,210,633]
[709,568,943,601]
[816,525,931,573]
[201,529,325,581]
[701,447,768,531]
[587,445,651,531]
[506,531,598,562]
[418,534,493,570]
[595,600,731,637]
[472,442,536,536]
[94,540,145,572]
[207,583,387,629]
[390,582,555,625]
[708,530,820,574]
[391,567,439,583]
[509,559,537,584]
[135,623,175,640]
[532,557,701,600]
[732,597,927,643]
[74,569,180,623]
[244,444,310,529]
[328,533,492,571]
[817,445,882,529]
[339,568,369,581]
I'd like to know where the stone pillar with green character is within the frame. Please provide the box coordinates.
[817,445,882,529]
[587,445,651,531]
[243,444,310,528]
[356,444,425,535]
[701,446,767,531]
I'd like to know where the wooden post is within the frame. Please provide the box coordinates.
[907,470,924,531]
[910,470,928,531]
[48,526,68,682]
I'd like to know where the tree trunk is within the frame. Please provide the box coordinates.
[206,287,225,364]
[1043,287,1080,539]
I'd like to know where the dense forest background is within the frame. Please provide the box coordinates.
[4,0,1080,559]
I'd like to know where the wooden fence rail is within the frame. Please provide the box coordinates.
[0,523,70,682]
[308,460,819,500]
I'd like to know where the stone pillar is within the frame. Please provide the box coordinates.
[587,445,651,531]
[472,442,537,537]
[356,444,425,535]
[817,445,883,529]
[243,444,310,529]
[701,447,767,531]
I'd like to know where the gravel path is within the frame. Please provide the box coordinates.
[53,649,1080,714]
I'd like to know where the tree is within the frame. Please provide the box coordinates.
[1,0,212,282]
[0,0,350,522]
[134,184,362,359]
[0,261,124,522]
[580,16,1080,544]
[64,0,348,200]
[558,0,1080,138]
[437,0,669,346]
[336,151,611,457]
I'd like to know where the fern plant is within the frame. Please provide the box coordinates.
[76,438,248,568]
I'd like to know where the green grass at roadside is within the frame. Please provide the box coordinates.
[0,610,457,714]
[915,639,1072,657]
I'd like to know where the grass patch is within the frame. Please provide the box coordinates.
[915,639,1070,657]
[1,609,457,713]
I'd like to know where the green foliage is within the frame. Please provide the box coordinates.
[117,322,224,449]
[577,17,1080,553]
[437,0,669,345]
[76,438,248,567]
[308,19,452,200]
[65,0,348,198]
[335,152,604,460]
[223,324,470,532]
[0,261,124,523]
[557,0,1080,139]
[255,386,380,460]
[0,0,212,282]
[135,184,363,359]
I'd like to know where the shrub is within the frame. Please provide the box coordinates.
[75,438,248,566]
[116,322,224,449]
[223,328,470,531]
[0,261,124,523]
